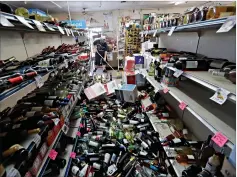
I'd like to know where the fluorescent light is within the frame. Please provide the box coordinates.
[51,1,62,8]
[174,1,186,5]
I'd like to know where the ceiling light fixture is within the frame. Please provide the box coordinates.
[51,1,62,8]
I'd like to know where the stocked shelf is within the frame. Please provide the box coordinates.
[0,12,86,35]
[141,69,235,149]
[141,17,234,35]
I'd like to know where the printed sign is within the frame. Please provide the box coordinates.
[212,132,228,147]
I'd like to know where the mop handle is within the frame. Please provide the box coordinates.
[96,50,115,71]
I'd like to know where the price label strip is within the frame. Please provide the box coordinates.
[168,26,176,36]
[0,14,14,27]
[15,15,34,29]
[44,23,55,31]
[212,132,228,147]
[173,69,183,78]
[48,149,58,160]
[32,20,46,32]
[217,16,236,33]
[35,75,44,88]
[58,26,65,34]
[179,101,187,110]
[210,88,230,105]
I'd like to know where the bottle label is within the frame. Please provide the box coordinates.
[7,167,21,177]
[140,151,148,156]
[107,164,117,176]
[52,118,60,125]
[38,59,50,66]
[8,76,23,84]
[31,107,42,112]
[72,166,79,175]
[89,141,99,147]
[187,155,195,160]
[162,113,169,117]
[44,100,54,106]
[182,129,188,135]
[25,111,36,117]
[31,155,41,176]
[186,61,198,68]
[141,141,149,149]
[12,124,21,129]
[104,153,111,164]
[47,96,57,99]
[33,134,41,148]
[89,157,100,161]
[173,138,182,144]
[205,162,216,175]
[93,163,101,170]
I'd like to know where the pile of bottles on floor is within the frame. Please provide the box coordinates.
[64,83,227,177]
[0,58,90,177]
[146,47,236,85]
[0,43,87,94]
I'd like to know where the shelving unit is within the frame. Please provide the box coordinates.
[0,12,86,36]
[140,69,235,150]
[140,17,234,35]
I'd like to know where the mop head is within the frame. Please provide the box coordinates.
[116,71,122,79]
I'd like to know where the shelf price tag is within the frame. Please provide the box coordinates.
[0,14,14,27]
[163,88,169,94]
[77,131,81,137]
[32,20,46,32]
[44,23,55,31]
[49,149,58,160]
[35,75,44,88]
[65,28,70,36]
[212,132,228,147]
[71,29,75,37]
[62,124,69,134]
[168,26,176,36]
[153,30,158,37]
[173,69,183,78]
[210,88,230,105]
[179,101,187,110]
[217,16,236,33]
[15,15,34,29]
[57,26,65,34]
[70,152,76,159]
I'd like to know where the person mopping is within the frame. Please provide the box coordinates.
[93,36,108,73]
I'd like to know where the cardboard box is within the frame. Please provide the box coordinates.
[84,83,107,100]
[104,80,118,95]
[115,84,138,103]
[133,54,144,69]
[123,71,136,84]
[124,56,135,71]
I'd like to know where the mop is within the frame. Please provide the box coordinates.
[96,51,122,79]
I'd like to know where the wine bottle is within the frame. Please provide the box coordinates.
[162,137,189,147]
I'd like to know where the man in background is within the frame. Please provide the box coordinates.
[93,36,108,73]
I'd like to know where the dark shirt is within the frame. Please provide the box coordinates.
[93,39,108,59]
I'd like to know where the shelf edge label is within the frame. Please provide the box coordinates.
[0,14,14,27]
[168,26,176,36]
[217,16,236,33]
[15,15,34,29]
[212,132,228,147]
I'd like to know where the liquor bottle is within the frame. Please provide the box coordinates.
[198,135,215,166]
[162,137,189,147]
[148,61,155,76]
[176,154,196,164]
[182,164,202,177]
[204,154,220,176]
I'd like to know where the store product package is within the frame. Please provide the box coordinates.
[104,80,118,95]
[115,84,138,103]
[162,76,179,87]
[133,54,144,69]
[135,72,146,87]
[123,71,136,84]
[84,83,107,100]
[124,56,135,71]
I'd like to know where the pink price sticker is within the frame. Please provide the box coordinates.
[70,152,76,159]
[179,101,187,110]
[79,123,83,128]
[48,149,58,160]
[77,131,81,137]
[163,88,169,94]
[212,132,228,147]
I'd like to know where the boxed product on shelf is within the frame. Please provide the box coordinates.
[84,82,107,100]
[162,76,179,87]
[104,80,118,95]
[123,70,136,84]
[124,56,135,71]
[115,84,138,103]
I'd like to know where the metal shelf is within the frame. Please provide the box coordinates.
[0,71,52,112]
[141,17,233,35]
[168,67,236,102]
[0,12,85,35]
[141,70,235,149]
